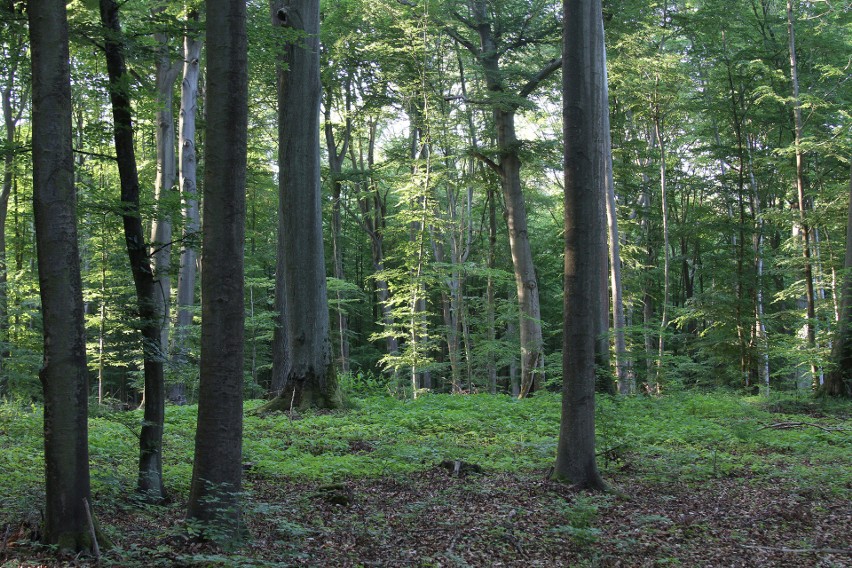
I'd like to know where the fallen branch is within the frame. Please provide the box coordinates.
[740,544,852,555]
[757,421,844,432]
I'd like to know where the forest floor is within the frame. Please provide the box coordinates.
[1,392,850,567]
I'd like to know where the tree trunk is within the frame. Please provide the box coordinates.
[324,99,351,374]
[186,0,247,540]
[99,0,165,502]
[824,164,852,396]
[486,186,498,394]
[602,41,632,394]
[787,0,817,383]
[149,5,180,364]
[29,0,96,550]
[266,0,339,410]
[170,10,202,403]
[553,0,606,490]
[654,110,670,382]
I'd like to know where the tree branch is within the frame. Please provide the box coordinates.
[471,150,502,175]
[517,57,562,99]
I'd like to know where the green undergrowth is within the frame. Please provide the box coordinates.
[0,390,849,528]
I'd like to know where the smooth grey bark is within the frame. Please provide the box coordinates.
[266,0,339,410]
[787,0,817,382]
[170,11,202,403]
[99,0,165,502]
[324,94,351,374]
[601,37,632,394]
[653,109,670,381]
[149,5,181,363]
[186,0,247,539]
[553,0,607,490]
[29,0,95,550]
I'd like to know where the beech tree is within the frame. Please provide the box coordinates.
[99,0,166,502]
[186,0,248,538]
[28,0,97,549]
[265,0,340,410]
[553,0,606,489]
[443,0,561,397]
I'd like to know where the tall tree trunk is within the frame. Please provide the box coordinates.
[486,185,498,394]
[824,164,852,397]
[324,99,351,374]
[553,0,606,490]
[266,0,339,410]
[99,0,165,502]
[602,40,632,394]
[654,109,670,382]
[149,5,180,363]
[170,10,202,404]
[449,2,560,398]
[29,0,96,550]
[787,0,817,383]
[187,0,247,540]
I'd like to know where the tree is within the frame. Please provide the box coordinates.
[186,0,248,539]
[99,0,166,502]
[1,3,27,378]
[443,0,561,398]
[28,0,96,550]
[265,0,339,410]
[170,9,202,403]
[149,3,182,367]
[825,165,852,397]
[552,0,606,490]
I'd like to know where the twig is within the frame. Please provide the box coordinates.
[83,498,101,560]
[740,544,852,555]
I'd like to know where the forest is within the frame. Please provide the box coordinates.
[1,0,851,565]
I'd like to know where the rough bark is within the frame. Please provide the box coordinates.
[170,11,202,403]
[99,0,165,502]
[266,0,339,410]
[186,0,247,540]
[553,0,607,491]
[29,0,95,550]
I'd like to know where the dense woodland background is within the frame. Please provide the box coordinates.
[1,0,851,564]
[1,0,851,401]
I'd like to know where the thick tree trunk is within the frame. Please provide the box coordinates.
[187,0,247,540]
[170,11,202,403]
[553,0,606,490]
[99,0,165,502]
[267,0,339,410]
[29,0,96,551]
